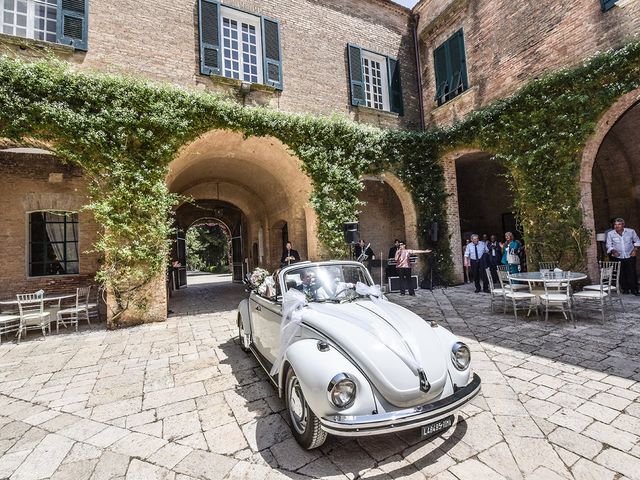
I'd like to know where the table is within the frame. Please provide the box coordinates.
[508,272,587,323]
[508,272,587,283]
[0,294,76,313]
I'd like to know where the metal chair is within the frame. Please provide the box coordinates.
[505,274,538,321]
[16,294,51,342]
[584,261,623,312]
[0,313,20,344]
[56,287,91,332]
[538,261,559,270]
[497,265,528,291]
[486,267,508,313]
[539,272,575,327]
[86,285,103,322]
[572,266,614,324]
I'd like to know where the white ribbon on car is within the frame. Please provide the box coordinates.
[270,288,307,376]
[352,282,423,376]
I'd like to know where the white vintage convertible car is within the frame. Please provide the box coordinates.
[237,260,481,449]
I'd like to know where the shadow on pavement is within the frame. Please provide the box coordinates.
[218,337,467,478]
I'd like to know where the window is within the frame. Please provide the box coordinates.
[347,44,403,115]
[198,0,283,90]
[221,8,262,84]
[1,0,57,42]
[601,0,618,11]
[29,211,79,276]
[362,51,389,111]
[433,29,469,106]
[0,0,87,49]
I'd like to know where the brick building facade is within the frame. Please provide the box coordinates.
[0,0,639,318]
[0,0,421,312]
[414,0,640,281]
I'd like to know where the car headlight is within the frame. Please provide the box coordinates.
[327,373,356,409]
[451,342,471,370]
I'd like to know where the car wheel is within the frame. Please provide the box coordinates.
[238,315,250,353]
[285,367,327,449]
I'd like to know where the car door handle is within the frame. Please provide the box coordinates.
[255,305,262,311]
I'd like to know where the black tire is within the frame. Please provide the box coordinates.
[238,315,250,353]
[284,366,327,449]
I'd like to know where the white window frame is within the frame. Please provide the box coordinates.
[0,0,57,43]
[362,50,390,112]
[220,5,263,85]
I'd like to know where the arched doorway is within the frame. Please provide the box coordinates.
[581,89,640,279]
[445,150,516,282]
[357,173,419,284]
[165,130,316,308]
[590,100,640,279]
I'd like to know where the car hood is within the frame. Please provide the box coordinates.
[302,299,448,408]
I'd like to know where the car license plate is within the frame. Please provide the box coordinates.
[420,415,454,438]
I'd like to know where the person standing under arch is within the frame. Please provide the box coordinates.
[606,218,640,295]
[280,241,300,267]
[394,241,431,296]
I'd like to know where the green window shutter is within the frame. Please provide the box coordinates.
[261,17,283,90]
[56,0,88,51]
[601,0,618,11]
[387,57,404,115]
[448,29,468,95]
[347,44,366,107]
[198,0,221,76]
[433,43,449,103]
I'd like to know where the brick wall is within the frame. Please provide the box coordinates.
[60,0,420,130]
[416,0,640,127]
[0,152,100,300]
[357,179,406,258]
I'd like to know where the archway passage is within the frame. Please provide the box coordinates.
[166,129,316,313]
[592,101,640,274]
[356,174,419,285]
[455,153,517,242]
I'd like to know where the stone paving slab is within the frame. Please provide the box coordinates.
[0,273,638,479]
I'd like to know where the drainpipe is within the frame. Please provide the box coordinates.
[412,12,425,131]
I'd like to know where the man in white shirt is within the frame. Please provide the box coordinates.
[606,217,640,295]
[464,234,490,293]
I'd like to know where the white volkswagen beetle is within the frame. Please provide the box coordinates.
[237,261,481,449]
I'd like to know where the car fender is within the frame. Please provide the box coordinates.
[281,339,377,418]
[237,298,251,335]
[432,325,473,388]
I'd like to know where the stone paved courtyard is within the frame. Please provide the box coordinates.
[0,273,639,479]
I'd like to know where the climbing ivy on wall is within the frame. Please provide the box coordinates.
[442,41,640,269]
[0,56,448,325]
[0,40,638,324]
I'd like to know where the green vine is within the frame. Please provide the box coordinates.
[0,40,639,324]
[441,41,640,269]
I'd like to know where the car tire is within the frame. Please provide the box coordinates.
[285,366,327,450]
[238,315,250,353]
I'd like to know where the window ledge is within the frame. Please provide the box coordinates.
[207,74,278,94]
[0,33,75,55]
[27,274,81,280]
[355,105,400,119]
[432,85,478,112]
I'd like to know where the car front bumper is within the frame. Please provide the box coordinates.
[319,373,481,436]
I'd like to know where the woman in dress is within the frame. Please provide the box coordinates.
[501,231,521,274]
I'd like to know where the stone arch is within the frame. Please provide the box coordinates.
[167,129,316,271]
[357,172,419,281]
[580,88,640,279]
[443,149,513,283]
[185,217,233,273]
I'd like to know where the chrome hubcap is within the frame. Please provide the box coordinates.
[288,375,307,434]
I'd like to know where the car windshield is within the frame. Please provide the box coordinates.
[282,264,372,302]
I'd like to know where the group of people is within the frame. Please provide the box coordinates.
[463,232,522,293]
